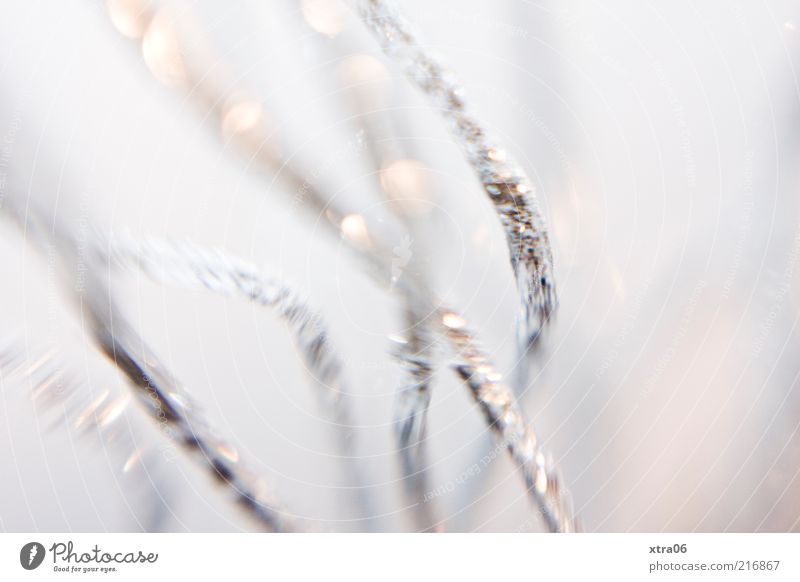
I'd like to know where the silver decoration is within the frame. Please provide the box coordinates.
[95,3,576,532]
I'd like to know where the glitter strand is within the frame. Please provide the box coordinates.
[107,232,351,421]
[90,305,296,532]
[4,203,297,532]
[435,306,576,532]
[391,304,440,531]
[351,0,557,347]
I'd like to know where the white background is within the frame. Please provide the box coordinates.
[0,0,799,532]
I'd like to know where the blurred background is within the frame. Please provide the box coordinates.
[0,0,799,532]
